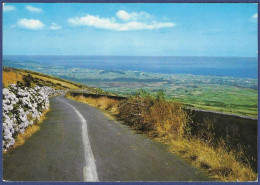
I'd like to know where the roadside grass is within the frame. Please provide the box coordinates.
[167,138,256,181]
[65,93,120,116]
[66,91,257,182]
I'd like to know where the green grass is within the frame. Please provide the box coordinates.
[173,85,257,118]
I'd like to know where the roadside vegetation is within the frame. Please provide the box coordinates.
[11,109,49,150]
[2,85,55,152]
[3,67,75,151]
[66,90,257,182]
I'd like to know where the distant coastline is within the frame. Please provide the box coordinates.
[3,55,258,79]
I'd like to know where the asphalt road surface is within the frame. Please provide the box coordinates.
[3,95,209,182]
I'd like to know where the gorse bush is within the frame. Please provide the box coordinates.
[118,90,188,138]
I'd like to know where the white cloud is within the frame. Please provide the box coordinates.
[26,5,43,13]
[252,13,258,18]
[68,13,175,31]
[3,5,16,12]
[49,23,62,30]
[17,18,44,30]
[116,10,150,21]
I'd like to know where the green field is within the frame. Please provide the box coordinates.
[100,80,257,118]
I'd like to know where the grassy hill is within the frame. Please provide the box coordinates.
[2,67,107,94]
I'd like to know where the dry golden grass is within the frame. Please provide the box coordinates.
[117,94,189,138]
[66,92,257,182]
[3,67,81,90]
[4,109,50,154]
[66,94,119,116]
[19,71,80,90]
[3,71,24,87]
[168,138,257,181]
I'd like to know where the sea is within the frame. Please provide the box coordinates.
[3,55,258,79]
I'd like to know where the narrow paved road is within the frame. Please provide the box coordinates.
[3,95,209,181]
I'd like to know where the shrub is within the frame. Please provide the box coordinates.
[22,74,32,87]
[118,90,188,138]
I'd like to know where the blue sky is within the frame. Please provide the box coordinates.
[3,3,258,57]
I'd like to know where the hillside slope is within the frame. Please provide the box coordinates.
[3,67,91,91]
